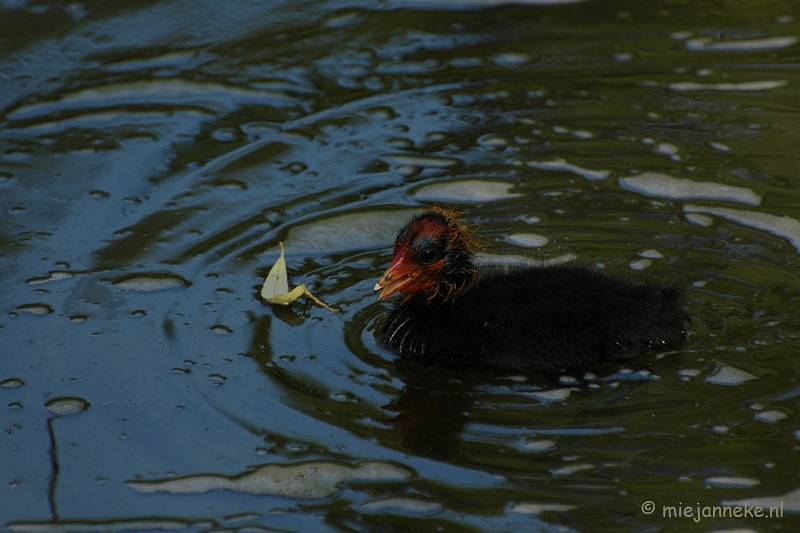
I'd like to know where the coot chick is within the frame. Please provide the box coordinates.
[374,207,688,372]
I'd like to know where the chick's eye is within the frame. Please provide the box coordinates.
[418,248,437,263]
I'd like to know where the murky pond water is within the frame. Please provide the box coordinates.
[2,0,800,531]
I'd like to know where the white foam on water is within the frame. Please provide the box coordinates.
[527,388,573,402]
[685,36,798,51]
[755,410,788,423]
[668,80,788,92]
[278,209,417,255]
[620,173,761,205]
[510,502,576,514]
[523,439,556,452]
[506,233,549,247]
[128,461,412,499]
[705,476,761,488]
[705,364,758,386]
[113,273,189,292]
[412,179,520,202]
[684,204,800,252]
[526,158,610,181]
[361,497,442,513]
[550,463,593,476]
[685,213,714,227]
[638,249,663,259]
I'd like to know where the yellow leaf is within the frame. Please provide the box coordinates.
[268,284,307,305]
[260,243,339,312]
[260,242,289,300]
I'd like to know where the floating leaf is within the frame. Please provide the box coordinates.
[261,242,290,299]
[260,243,339,312]
[267,283,307,305]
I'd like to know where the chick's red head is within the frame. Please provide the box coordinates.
[375,207,477,302]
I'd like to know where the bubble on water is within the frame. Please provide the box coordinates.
[210,325,232,335]
[523,439,556,452]
[26,271,73,285]
[209,374,227,385]
[705,364,757,386]
[45,397,90,416]
[127,460,412,499]
[15,303,54,316]
[630,258,652,270]
[506,233,549,248]
[1,378,25,388]
[620,173,761,206]
[113,273,190,292]
[754,410,787,423]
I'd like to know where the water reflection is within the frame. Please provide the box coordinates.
[384,361,474,461]
[3,0,800,530]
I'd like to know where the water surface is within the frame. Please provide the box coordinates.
[2,1,800,531]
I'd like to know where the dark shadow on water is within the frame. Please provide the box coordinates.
[383,360,474,461]
[247,301,673,464]
[382,358,663,462]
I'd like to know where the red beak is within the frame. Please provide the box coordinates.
[374,252,417,301]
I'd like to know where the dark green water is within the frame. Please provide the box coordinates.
[2,1,800,531]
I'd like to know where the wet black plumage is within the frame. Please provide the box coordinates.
[375,208,688,372]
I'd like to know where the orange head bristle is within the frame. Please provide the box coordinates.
[381,206,479,303]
